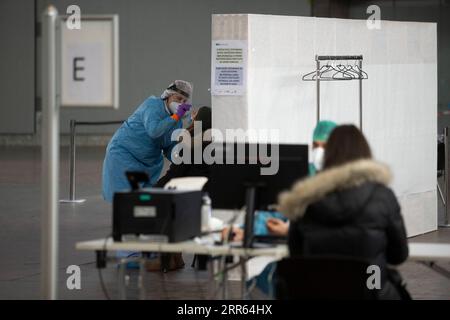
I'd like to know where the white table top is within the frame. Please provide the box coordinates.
[407,242,450,262]
[75,238,450,262]
[75,237,289,258]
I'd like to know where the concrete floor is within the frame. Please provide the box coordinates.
[0,146,449,300]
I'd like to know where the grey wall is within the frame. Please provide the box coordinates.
[0,0,35,134]
[36,0,310,134]
[6,0,445,136]
[348,0,450,133]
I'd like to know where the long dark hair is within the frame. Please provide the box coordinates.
[323,125,372,169]
[186,106,211,136]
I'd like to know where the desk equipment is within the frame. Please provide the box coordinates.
[75,238,450,300]
[113,172,203,242]
[207,143,308,248]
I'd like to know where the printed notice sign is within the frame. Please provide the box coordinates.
[211,40,247,96]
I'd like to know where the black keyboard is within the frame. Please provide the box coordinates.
[253,235,287,245]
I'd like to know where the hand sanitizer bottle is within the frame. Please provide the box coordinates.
[201,193,212,233]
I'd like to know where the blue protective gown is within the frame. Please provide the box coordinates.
[102,96,182,202]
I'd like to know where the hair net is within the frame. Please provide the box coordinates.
[160,80,193,100]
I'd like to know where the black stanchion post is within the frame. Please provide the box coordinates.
[60,119,86,203]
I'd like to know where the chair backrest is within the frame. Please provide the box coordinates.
[275,256,379,300]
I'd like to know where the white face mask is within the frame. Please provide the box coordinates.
[168,101,181,114]
[312,147,325,171]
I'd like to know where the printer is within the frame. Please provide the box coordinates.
[112,188,203,242]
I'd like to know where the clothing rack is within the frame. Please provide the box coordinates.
[304,55,365,130]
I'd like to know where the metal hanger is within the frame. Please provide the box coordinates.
[302,64,330,81]
[317,61,337,80]
[354,63,368,79]
[301,58,368,81]
[332,61,353,80]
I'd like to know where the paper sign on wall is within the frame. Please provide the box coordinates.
[211,40,247,96]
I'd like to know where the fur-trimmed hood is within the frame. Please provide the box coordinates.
[277,159,392,220]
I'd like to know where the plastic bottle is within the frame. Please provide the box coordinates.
[201,193,212,232]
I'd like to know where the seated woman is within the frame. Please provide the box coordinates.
[278,124,409,299]
[223,120,337,241]
[146,106,211,272]
[155,106,212,188]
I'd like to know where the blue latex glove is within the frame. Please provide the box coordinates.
[176,103,192,118]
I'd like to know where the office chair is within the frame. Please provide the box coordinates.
[275,256,379,300]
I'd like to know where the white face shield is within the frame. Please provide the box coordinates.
[161,80,193,116]
[160,80,193,101]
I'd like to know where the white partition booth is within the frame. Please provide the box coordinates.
[211,14,437,237]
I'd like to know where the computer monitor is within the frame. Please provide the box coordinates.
[206,143,309,247]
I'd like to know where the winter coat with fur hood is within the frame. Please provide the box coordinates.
[277,159,409,297]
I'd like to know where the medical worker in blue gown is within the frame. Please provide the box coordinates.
[102,80,193,202]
